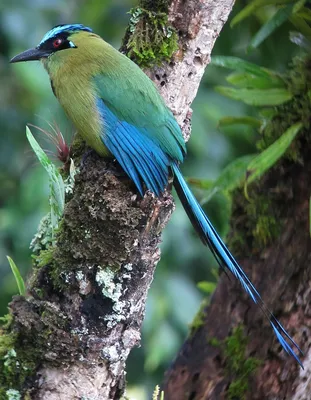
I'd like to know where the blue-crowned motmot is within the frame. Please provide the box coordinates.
[10,24,303,367]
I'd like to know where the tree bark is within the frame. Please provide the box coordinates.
[2,1,235,399]
[163,89,311,398]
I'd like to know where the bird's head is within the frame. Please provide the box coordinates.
[10,24,94,67]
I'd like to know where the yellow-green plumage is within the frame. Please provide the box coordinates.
[10,24,303,367]
[43,32,117,157]
[44,30,184,160]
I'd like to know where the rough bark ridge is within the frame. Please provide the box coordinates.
[2,1,235,399]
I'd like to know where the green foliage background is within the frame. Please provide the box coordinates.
[0,0,307,398]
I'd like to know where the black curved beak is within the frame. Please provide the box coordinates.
[10,48,50,63]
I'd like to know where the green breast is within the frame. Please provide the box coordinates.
[50,68,109,157]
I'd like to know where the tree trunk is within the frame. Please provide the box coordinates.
[163,83,311,399]
[0,1,235,399]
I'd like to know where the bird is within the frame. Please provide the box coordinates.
[10,24,303,367]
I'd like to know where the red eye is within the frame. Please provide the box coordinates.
[53,38,63,48]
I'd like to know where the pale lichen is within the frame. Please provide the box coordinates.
[6,389,21,400]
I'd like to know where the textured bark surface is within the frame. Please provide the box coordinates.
[4,1,235,399]
[163,147,311,398]
[150,0,236,136]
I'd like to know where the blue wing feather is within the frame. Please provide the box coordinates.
[97,98,170,196]
[104,131,144,194]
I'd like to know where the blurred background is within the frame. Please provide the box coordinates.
[0,0,301,398]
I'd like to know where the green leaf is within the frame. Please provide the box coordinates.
[309,196,311,238]
[197,281,216,295]
[187,177,213,190]
[211,56,283,81]
[218,116,262,128]
[289,31,311,49]
[214,86,293,106]
[190,155,255,203]
[248,4,294,50]
[226,71,285,89]
[296,7,311,22]
[259,108,278,119]
[7,256,26,296]
[230,0,294,27]
[26,127,65,233]
[293,0,307,14]
[246,122,303,186]
[211,154,255,192]
[289,15,311,37]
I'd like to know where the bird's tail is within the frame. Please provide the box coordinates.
[171,161,303,368]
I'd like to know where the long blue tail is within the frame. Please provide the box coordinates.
[172,162,303,368]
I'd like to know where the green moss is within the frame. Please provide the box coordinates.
[252,214,279,248]
[122,6,178,67]
[0,315,12,329]
[139,0,169,13]
[0,333,16,359]
[69,133,87,161]
[208,337,221,347]
[245,195,280,249]
[207,327,261,399]
[48,263,70,291]
[0,329,36,397]
[35,247,55,268]
[189,298,208,335]
[0,300,72,396]
[229,191,280,255]
[224,326,261,400]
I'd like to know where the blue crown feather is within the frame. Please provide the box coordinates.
[39,24,93,45]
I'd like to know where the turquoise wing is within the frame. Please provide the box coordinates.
[93,69,186,195]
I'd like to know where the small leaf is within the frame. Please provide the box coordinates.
[26,127,65,233]
[230,0,294,27]
[187,177,213,190]
[296,7,311,22]
[248,4,294,50]
[218,116,262,128]
[214,155,255,192]
[197,281,216,294]
[214,86,293,106]
[226,71,285,89]
[7,256,26,296]
[246,122,303,186]
[293,0,307,14]
[289,15,311,37]
[190,155,255,204]
[289,31,311,49]
[259,108,278,119]
[211,56,282,81]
